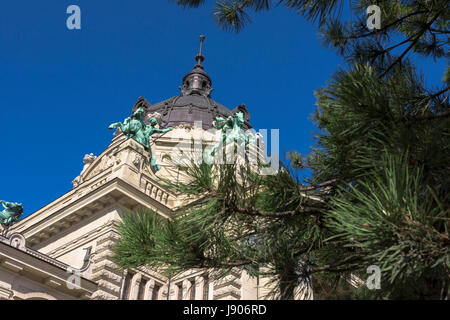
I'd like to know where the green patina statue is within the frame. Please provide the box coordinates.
[0,200,23,230]
[209,111,254,161]
[109,107,173,172]
[142,118,173,171]
[109,107,147,143]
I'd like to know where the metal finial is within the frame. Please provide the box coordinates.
[195,35,206,66]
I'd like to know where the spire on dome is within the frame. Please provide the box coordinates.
[179,35,213,97]
[195,35,206,67]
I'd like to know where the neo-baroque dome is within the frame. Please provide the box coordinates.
[131,36,251,130]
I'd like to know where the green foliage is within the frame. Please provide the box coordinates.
[113,209,163,270]
[308,61,450,188]
[325,153,449,299]
[214,1,253,32]
[114,159,332,299]
[172,0,348,32]
[307,7,450,295]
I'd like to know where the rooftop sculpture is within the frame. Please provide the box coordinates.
[0,200,23,232]
[109,107,173,172]
[208,111,254,163]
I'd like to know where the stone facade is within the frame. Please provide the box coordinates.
[5,129,286,300]
[3,126,312,300]
[0,233,96,300]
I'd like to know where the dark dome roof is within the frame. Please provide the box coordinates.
[148,94,250,130]
[131,36,251,130]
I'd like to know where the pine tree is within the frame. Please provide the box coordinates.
[113,1,449,299]
[114,159,333,299]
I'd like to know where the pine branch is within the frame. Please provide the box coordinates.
[429,28,450,34]
[344,10,429,40]
[202,259,252,267]
[298,179,339,191]
[231,205,323,217]
[381,12,442,77]
[428,86,450,100]
[400,111,450,122]
[309,256,361,274]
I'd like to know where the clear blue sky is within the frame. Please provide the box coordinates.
[0,1,445,217]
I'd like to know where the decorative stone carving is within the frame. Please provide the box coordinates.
[72,153,98,188]
[72,177,81,188]
[83,153,97,166]
[106,156,115,168]
[131,96,152,114]
[84,154,113,181]
[8,233,26,251]
[145,112,162,124]
[132,153,142,168]
[231,104,250,123]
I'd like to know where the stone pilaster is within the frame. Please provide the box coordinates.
[182,279,192,300]
[194,275,205,300]
[90,231,123,300]
[143,279,155,300]
[169,281,181,300]
[129,273,142,300]
[159,284,168,300]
